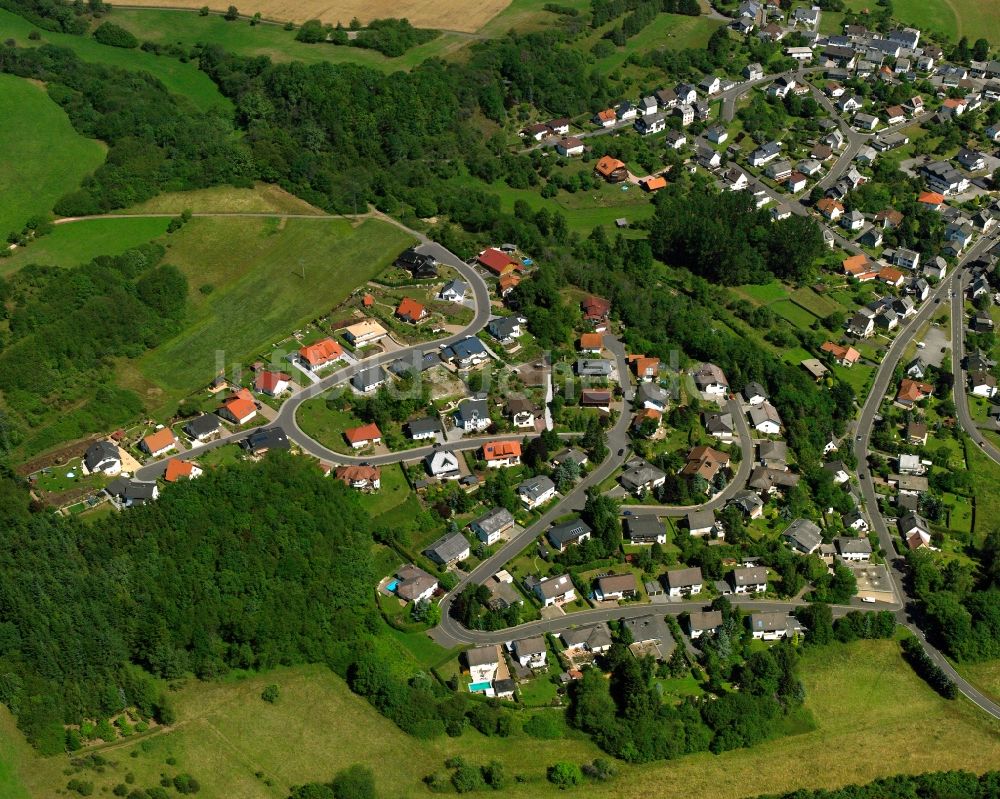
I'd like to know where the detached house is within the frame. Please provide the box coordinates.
[517,475,556,510]
[481,440,522,468]
[84,441,121,476]
[665,567,704,597]
[425,531,471,567]
[334,464,381,492]
[533,574,575,607]
[471,507,516,545]
[299,338,344,370]
[694,363,729,395]
[595,573,639,602]
[782,518,823,554]
[254,370,290,397]
[343,422,382,450]
[512,637,547,669]
[141,428,177,458]
[731,566,768,594]
[395,297,428,324]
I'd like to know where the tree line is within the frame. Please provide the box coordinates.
[751,770,1000,799]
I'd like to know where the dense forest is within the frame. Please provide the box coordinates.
[752,770,1000,799]
[0,245,186,454]
[0,455,376,752]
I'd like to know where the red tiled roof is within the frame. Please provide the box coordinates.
[482,440,522,460]
[335,464,380,483]
[581,295,611,319]
[396,297,427,323]
[478,248,517,276]
[164,459,195,482]
[344,423,382,445]
[299,338,343,367]
[595,156,626,177]
[143,428,175,453]
[221,396,256,422]
[255,371,291,393]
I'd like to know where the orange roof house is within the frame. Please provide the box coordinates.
[362,293,374,307]
[629,355,660,380]
[481,440,522,464]
[842,254,874,276]
[334,464,381,489]
[220,394,257,425]
[641,175,667,192]
[254,370,291,396]
[896,379,933,405]
[875,208,904,228]
[498,273,521,295]
[877,266,905,286]
[343,422,382,448]
[141,428,177,456]
[396,297,427,324]
[164,459,201,482]
[918,191,944,208]
[581,295,611,321]
[595,108,616,124]
[821,341,861,365]
[299,338,344,369]
[579,332,604,352]
[632,408,662,430]
[595,156,628,182]
[817,198,845,219]
[478,247,517,276]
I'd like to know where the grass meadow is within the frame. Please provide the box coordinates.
[127,216,414,411]
[0,74,106,238]
[3,640,999,799]
[0,9,229,112]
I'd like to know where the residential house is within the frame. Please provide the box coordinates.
[395,248,437,278]
[254,370,290,397]
[506,396,537,429]
[425,449,461,480]
[84,441,121,476]
[921,161,969,196]
[842,510,869,532]
[750,612,804,640]
[907,421,928,446]
[581,295,611,329]
[637,382,669,412]
[625,516,667,545]
[821,341,861,366]
[749,401,782,434]
[698,145,722,169]
[425,531,471,567]
[917,191,945,211]
[471,507,516,545]
[817,197,844,221]
[395,297,428,325]
[465,646,500,686]
[395,564,438,604]
[438,279,467,303]
[516,475,556,510]
[688,609,724,639]
[404,417,439,442]
[674,104,694,126]
[595,573,639,602]
[765,160,793,181]
[744,62,764,80]
[706,125,728,144]
[801,358,829,380]
[556,137,585,156]
[681,446,731,483]
[899,511,931,550]
[576,358,614,378]
[635,113,667,136]
[105,478,159,508]
[581,389,612,408]
[687,509,719,538]
[578,332,604,354]
[824,459,850,484]
[731,566,769,594]
[896,378,933,407]
[487,315,525,343]
[665,567,704,597]
[350,365,389,393]
[749,140,782,167]
[835,536,872,562]
[876,208,904,229]
[743,381,768,405]
[595,156,629,183]
[729,490,765,519]
[218,391,257,425]
[533,574,575,607]
[639,96,659,117]
[848,312,875,338]
[758,439,788,469]
[629,354,660,382]
[141,428,177,458]
[343,319,388,347]
[885,105,906,125]
[665,130,686,150]
[334,464,381,492]
[477,247,518,276]
[440,337,489,368]
[481,440,521,468]
[343,422,382,450]
[240,426,289,456]
[699,75,721,95]
[956,147,986,171]
[970,371,998,398]
[299,338,344,370]
[694,362,729,395]
[512,637,547,669]
[620,460,667,496]
[782,518,823,554]
[704,411,735,441]
[560,623,613,654]
[853,112,879,131]
[551,447,589,470]
[593,108,617,128]
[616,100,637,121]
[842,209,866,231]
[787,172,808,193]
[894,248,921,270]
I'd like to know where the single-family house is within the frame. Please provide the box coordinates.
[334,464,381,492]
[688,609,724,639]
[970,371,998,398]
[425,449,461,480]
[425,531,471,567]
[595,155,629,183]
[687,509,719,537]
[750,612,804,640]
[821,341,861,366]
[824,459,851,484]
[665,567,704,597]
[694,362,729,395]
[517,475,556,510]
[835,536,872,562]
[240,426,289,456]
[681,446,731,482]
[343,319,388,347]
[84,441,121,476]
[626,516,667,545]
[141,428,177,458]
[729,490,765,520]
[556,137,585,156]
[533,574,575,607]
[782,518,823,554]
[731,565,768,594]
[896,378,933,407]
[299,338,344,370]
[343,422,382,450]
[395,564,438,604]
[440,337,489,368]
[481,440,522,468]
[743,381,767,405]
[620,460,667,496]
[512,637,547,669]
[560,623,612,654]
[351,365,389,393]
[749,401,782,434]
[595,573,639,602]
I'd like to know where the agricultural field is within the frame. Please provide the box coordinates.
[587,13,726,73]
[0,218,170,276]
[126,215,414,412]
[5,640,1000,799]
[0,74,106,240]
[114,0,510,31]
[111,9,472,71]
[0,9,228,112]
[122,183,327,215]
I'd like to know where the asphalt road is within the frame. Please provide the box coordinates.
[950,262,1000,463]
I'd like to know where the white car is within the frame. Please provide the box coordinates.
[862,596,877,604]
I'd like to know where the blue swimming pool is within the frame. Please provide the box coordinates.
[469,681,492,693]
[386,580,399,592]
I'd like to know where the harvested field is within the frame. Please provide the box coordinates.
[117,0,511,31]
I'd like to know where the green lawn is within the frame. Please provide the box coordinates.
[966,442,1000,542]
[736,281,787,304]
[8,640,1000,799]
[789,286,844,319]
[131,216,414,410]
[0,217,170,276]
[770,299,819,330]
[891,0,958,39]
[295,399,366,455]
[0,74,106,239]
[359,463,412,518]
[588,13,725,73]
[0,9,228,112]
[111,9,472,72]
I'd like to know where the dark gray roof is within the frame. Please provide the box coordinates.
[465,646,499,667]
[560,623,612,650]
[84,440,119,471]
[517,475,555,501]
[184,414,221,438]
[625,516,665,541]
[425,531,470,563]
[623,614,671,644]
[835,536,872,555]
[454,398,489,425]
[732,566,768,586]
[351,365,388,390]
[547,519,593,548]
[472,507,515,536]
[241,426,289,454]
[406,417,440,436]
[666,566,703,589]
[782,518,823,551]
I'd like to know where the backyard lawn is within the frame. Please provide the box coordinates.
[295,398,366,455]
[0,74,106,240]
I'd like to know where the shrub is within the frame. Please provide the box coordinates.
[173,774,201,794]
[260,684,279,703]
[92,22,139,48]
[547,762,583,789]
